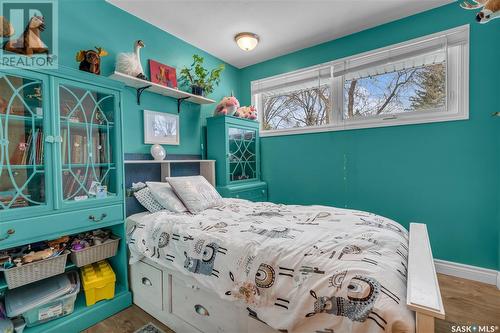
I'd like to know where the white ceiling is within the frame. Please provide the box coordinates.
[107,0,453,69]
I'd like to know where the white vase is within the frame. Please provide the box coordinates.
[150,144,166,160]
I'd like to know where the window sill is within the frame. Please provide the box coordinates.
[260,112,468,137]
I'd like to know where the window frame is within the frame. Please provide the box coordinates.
[252,25,469,137]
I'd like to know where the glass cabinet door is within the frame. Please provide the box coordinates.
[0,73,50,212]
[227,126,257,182]
[58,83,119,204]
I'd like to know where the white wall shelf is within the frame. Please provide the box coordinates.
[109,71,216,112]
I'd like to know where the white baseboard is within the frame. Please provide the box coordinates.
[434,259,500,289]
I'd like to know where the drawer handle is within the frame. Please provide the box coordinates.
[89,213,107,222]
[194,304,209,316]
[0,229,15,242]
[142,277,152,286]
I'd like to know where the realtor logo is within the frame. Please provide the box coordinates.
[0,0,58,69]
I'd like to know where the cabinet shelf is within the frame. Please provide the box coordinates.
[60,120,114,129]
[0,114,43,123]
[108,71,216,112]
[1,165,45,170]
[62,163,116,169]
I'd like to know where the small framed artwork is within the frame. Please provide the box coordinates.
[149,60,178,88]
[144,110,180,145]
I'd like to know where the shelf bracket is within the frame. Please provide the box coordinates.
[177,97,190,113]
[136,85,151,105]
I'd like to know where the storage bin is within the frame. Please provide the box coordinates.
[80,260,116,306]
[2,251,70,289]
[70,236,120,267]
[5,271,80,327]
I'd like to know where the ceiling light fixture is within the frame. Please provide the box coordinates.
[234,32,259,51]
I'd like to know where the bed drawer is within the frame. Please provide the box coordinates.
[130,260,163,310]
[171,275,240,333]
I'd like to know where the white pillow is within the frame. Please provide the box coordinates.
[166,176,222,214]
[146,181,188,213]
[134,187,164,213]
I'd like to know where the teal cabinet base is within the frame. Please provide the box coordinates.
[26,286,132,333]
[217,181,268,202]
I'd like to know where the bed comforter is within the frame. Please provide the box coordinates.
[128,199,414,333]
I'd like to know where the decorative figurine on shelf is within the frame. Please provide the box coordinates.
[460,0,500,23]
[3,15,48,56]
[76,47,108,75]
[214,96,240,116]
[150,144,166,160]
[234,105,258,120]
[116,40,148,80]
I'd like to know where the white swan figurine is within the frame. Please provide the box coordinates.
[116,40,147,80]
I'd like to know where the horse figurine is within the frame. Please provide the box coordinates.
[4,15,49,56]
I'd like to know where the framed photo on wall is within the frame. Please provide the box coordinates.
[144,110,180,145]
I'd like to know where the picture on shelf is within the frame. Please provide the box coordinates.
[144,110,179,145]
[149,60,177,88]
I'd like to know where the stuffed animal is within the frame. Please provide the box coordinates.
[76,47,108,75]
[22,248,53,264]
[235,105,258,120]
[116,40,147,80]
[461,0,500,23]
[214,96,240,116]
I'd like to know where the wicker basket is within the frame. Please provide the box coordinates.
[2,251,70,289]
[70,237,120,267]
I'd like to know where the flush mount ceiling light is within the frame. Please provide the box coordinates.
[234,32,259,51]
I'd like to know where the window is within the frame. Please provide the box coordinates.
[252,25,469,136]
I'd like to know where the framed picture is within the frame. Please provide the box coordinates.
[144,110,180,145]
[149,60,178,88]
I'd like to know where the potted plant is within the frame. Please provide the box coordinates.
[179,55,224,96]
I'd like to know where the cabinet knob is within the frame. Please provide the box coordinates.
[141,277,152,286]
[88,213,107,222]
[0,229,15,242]
[235,194,240,198]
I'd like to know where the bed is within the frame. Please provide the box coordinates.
[127,197,445,333]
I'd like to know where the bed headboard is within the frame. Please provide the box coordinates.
[124,153,216,216]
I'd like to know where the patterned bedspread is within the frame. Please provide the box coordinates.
[128,199,414,333]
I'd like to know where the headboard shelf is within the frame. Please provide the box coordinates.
[125,159,215,164]
[124,156,216,216]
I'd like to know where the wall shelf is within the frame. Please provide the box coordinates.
[108,71,216,112]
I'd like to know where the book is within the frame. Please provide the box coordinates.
[61,129,68,164]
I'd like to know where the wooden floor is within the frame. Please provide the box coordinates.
[84,273,500,333]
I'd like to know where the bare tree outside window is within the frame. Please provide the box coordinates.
[262,85,331,130]
[344,63,446,119]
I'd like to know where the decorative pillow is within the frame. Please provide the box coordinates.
[166,176,222,214]
[146,181,188,213]
[133,187,164,213]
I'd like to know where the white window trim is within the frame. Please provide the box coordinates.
[252,25,469,137]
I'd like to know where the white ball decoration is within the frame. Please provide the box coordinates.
[150,144,166,160]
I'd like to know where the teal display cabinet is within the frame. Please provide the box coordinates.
[207,116,267,201]
[0,66,131,332]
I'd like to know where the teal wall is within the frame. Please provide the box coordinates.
[58,1,499,270]
[58,0,240,155]
[239,3,500,270]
